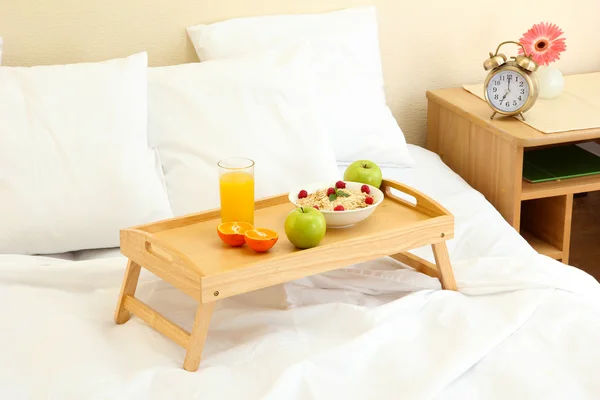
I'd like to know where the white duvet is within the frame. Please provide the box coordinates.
[1,145,599,400]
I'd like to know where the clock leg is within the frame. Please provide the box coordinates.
[519,112,526,121]
[490,111,497,120]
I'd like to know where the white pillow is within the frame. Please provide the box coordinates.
[186,6,413,167]
[0,52,173,255]
[147,47,341,217]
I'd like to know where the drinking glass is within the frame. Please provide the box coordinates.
[218,158,255,225]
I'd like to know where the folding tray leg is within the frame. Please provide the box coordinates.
[183,301,216,372]
[431,242,457,291]
[390,243,457,291]
[114,258,216,372]
[389,252,440,279]
[114,260,142,324]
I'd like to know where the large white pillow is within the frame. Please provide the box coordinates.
[186,6,413,167]
[148,47,341,217]
[0,52,173,255]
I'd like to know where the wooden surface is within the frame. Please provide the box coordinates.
[521,195,573,263]
[389,247,459,290]
[521,173,600,200]
[390,252,439,279]
[427,100,523,228]
[114,260,142,324]
[201,219,453,302]
[115,179,458,371]
[123,294,191,348]
[427,88,600,147]
[120,230,203,301]
[427,87,599,264]
[520,230,562,260]
[153,199,431,277]
[125,179,455,302]
[431,242,457,291]
[183,302,215,372]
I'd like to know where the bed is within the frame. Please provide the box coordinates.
[1,4,600,400]
[1,145,599,399]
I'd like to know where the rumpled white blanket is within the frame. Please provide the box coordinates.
[1,145,599,400]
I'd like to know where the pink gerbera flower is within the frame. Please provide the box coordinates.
[518,22,566,66]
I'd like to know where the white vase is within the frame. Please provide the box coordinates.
[536,65,564,99]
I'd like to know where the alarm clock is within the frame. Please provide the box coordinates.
[483,40,539,121]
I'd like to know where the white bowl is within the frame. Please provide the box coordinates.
[288,181,384,228]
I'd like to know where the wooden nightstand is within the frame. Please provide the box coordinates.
[426,87,600,264]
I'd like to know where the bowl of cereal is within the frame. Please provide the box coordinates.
[288,180,384,228]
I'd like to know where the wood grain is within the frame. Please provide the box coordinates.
[114,260,141,324]
[426,101,440,153]
[125,180,455,302]
[520,230,562,260]
[120,181,455,302]
[520,195,573,263]
[522,173,600,200]
[123,295,191,348]
[427,88,600,147]
[427,99,524,228]
[116,179,458,370]
[389,252,439,279]
[563,194,574,263]
[201,218,453,302]
[426,87,597,266]
[381,177,451,218]
[431,242,457,291]
[138,186,452,280]
[120,229,203,302]
[183,302,216,372]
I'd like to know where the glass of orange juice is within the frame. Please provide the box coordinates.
[218,158,255,225]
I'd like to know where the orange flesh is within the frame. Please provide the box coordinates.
[217,222,254,247]
[244,228,279,252]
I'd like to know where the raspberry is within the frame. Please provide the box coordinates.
[313,205,319,210]
[335,180,346,189]
[365,196,374,205]
[326,187,336,196]
[334,205,345,211]
[298,190,308,199]
[361,185,370,194]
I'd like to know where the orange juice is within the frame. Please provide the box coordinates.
[219,171,255,225]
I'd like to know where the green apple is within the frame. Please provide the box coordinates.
[284,207,327,249]
[343,160,383,188]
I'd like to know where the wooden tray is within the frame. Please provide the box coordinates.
[114,179,457,371]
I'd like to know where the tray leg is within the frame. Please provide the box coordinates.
[389,252,440,279]
[183,301,216,372]
[114,260,142,324]
[431,242,457,291]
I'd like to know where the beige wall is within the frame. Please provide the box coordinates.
[1,0,599,145]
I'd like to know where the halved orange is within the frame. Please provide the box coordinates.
[217,221,254,247]
[244,228,279,252]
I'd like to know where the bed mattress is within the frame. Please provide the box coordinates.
[1,145,599,399]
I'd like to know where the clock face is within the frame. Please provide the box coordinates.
[486,70,530,113]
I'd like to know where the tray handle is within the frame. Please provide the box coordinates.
[122,229,203,277]
[380,179,451,218]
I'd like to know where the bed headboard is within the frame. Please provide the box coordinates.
[2,0,599,145]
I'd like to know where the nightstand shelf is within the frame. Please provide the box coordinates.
[426,86,600,264]
[521,230,563,260]
[521,173,600,200]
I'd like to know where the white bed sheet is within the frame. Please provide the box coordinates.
[1,145,599,399]
[41,247,123,261]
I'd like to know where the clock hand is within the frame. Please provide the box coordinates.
[507,76,511,91]
[500,90,509,103]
